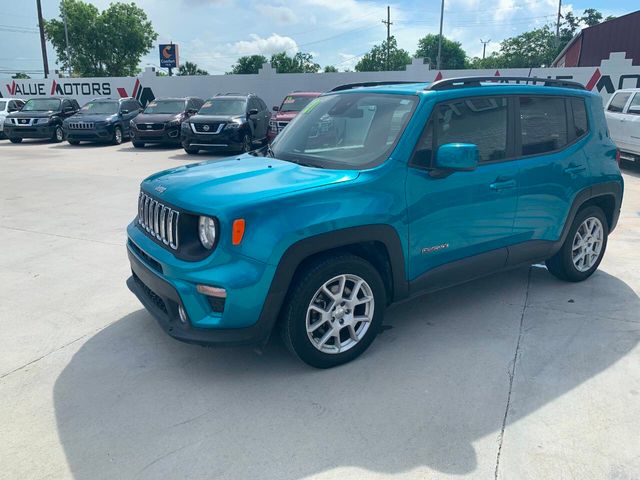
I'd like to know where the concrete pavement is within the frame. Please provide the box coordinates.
[1,139,639,480]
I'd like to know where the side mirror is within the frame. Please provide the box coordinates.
[121,109,129,115]
[435,143,479,171]
[248,108,259,116]
[272,105,279,112]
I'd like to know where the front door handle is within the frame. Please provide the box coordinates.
[489,178,516,191]
[564,164,586,174]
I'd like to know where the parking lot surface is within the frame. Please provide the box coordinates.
[1,140,639,480]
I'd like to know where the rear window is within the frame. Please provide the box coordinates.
[519,96,568,156]
[607,92,631,113]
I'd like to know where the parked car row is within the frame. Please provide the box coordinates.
[605,88,640,166]
[1,91,322,154]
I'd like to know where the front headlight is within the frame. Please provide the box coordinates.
[167,119,181,127]
[36,118,50,125]
[198,216,217,249]
[224,121,242,130]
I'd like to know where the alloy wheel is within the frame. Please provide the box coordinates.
[572,216,603,272]
[305,274,375,354]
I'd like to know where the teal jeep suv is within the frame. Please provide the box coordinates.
[126,77,623,368]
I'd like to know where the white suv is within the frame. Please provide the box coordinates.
[605,88,640,164]
[0,98,25,139]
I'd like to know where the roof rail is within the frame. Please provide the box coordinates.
[330,81,422,92]
[427,76,585,91]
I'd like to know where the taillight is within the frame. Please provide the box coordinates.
[615,149,621,165]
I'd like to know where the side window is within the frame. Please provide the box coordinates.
[571,98,589,138]
[628,93,640,115]
[248,98,258,112]
[8,100,16,111]
[436,96,508,163]
[62,99,72,110]
[412,119,434,169]
[71,100,80,110]
[607,92,631,113]
[519,96,567,156]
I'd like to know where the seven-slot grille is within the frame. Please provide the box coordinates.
[68,121,95,129]
[138,192,180,250]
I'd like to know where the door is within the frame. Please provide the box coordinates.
[122,100,141,135]
[623,93,640,154]
[513,95,591,247]
[605,91,633,149]
[406,95,519,284]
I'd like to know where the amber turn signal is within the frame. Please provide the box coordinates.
[232,219,245,245]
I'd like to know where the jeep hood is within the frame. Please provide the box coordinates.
[141,155,359,212]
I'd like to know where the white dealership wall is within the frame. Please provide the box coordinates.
[3,53,639,109]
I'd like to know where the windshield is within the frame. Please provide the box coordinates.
[279,95,318,113]
[270,93,417,169]
[22,99,61,112]
[198,99,245,116]
[80,101,119,114]
[144,100,186,114]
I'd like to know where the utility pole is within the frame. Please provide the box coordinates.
[62,4,72,77]
[555,0,562,47]
[36,0,49,78]
[381,6,392,71]
[437,0,444,70]
[480,39,491,59]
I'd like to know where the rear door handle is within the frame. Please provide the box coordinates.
[489,178,516,191]
[564,164,586,174]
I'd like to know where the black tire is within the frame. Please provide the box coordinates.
[280,254,386,368]
[9,137,23,144]
[112,126,123,145]
[67,139,80,146]
[132,141,145,148]
[52,125,64,143]
[184,145,199,154]
[545,205,608,282]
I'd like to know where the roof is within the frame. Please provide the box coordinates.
[286,92,323,96]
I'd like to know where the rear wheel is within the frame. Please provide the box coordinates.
[9,137,22,144]
[52,125,64,143]
[112,126,123,145]
[281,254,386,368]
[546,205,608,282]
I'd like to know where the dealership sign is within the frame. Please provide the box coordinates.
[159,44,179,69]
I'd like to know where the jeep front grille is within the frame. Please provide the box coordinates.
[138,192,180,250]
[68,122,94,129]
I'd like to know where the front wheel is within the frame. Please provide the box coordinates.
[112,126,123,145]
[9,137,23,144]
[183,143,199,154]
[52,126,64,143]
[132,141,145,148]
[240,134,252,153]
[546,205,608,282]
[68,139,80,146]
[281,254,386,368]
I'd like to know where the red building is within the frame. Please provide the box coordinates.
[552,10,640,67]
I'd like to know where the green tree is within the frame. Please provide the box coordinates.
[11,72,31,79]
[270,52,320,73]
[415,34,467,69]
[227,55,268,74]
[354,36,411,72]
[44,0,157,77]
[323,65,338,73]
[177,61,208,76]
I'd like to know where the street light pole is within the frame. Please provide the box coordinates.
[437,0,444,70]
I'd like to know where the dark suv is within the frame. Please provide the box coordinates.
[63,97,142,145]
[130,97,204,148]
[3,97,79,143]
[180,93,270,154]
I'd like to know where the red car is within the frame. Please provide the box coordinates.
[267,91,322,141]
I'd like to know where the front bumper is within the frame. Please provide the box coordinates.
[126,224,279,346]
[181,126,244,150]
[65,125,114,142]
[4,124,55,139]
[131,124,181,144]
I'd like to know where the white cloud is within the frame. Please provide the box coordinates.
[255,5,298,25]
[231,33,299,56]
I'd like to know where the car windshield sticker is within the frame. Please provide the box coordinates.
[283,96,295,104]
[202,101,213,108]
[302,98,321,114]
[147,101,157,107]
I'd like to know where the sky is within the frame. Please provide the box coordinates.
[0,0,637,79]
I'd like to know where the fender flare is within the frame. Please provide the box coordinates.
[255,224,408,341]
